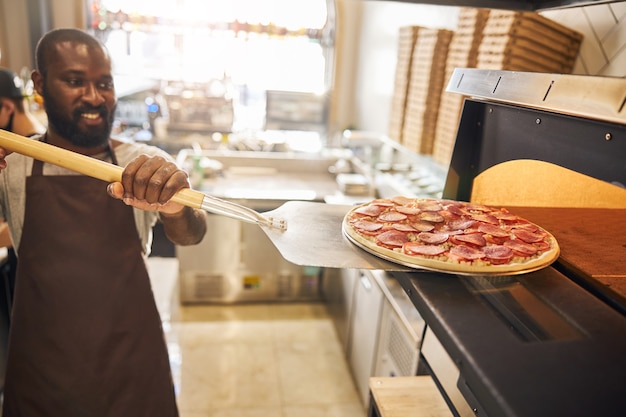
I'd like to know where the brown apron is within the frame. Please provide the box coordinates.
[2,146,179,417]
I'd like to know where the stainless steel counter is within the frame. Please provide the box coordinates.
[177,148,350,209]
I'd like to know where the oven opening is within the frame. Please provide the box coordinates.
[461,275,584,343]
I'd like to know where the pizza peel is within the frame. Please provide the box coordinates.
[0,129,410,271]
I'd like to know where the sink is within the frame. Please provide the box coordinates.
[176,149,346,209]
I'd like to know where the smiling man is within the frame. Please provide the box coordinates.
[0,28,207,416]
[31,30,117,153]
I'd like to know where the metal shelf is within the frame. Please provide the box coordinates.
[445,68,626,125]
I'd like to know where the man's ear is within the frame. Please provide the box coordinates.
[31,70,44,96]
[1,100,15,113]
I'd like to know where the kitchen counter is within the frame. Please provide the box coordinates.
[177,148,364,210]
[200,170,338,204]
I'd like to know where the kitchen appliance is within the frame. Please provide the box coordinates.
[164,80,234,133]
[265,90,328,133]
[373,278,424,380]
[177,213,323,304]
[388,68,626,417]
[346,269,425,407]
[349,270,386,406]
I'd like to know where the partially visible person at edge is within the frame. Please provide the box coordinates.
[0,28,207,416]
[0,67,46,138]
[0,66,46,395]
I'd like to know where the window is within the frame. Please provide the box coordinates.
[86,0,334,135]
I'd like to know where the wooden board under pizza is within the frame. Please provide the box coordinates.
[342,196,560,275]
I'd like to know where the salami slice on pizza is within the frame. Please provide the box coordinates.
[342,197,560,275]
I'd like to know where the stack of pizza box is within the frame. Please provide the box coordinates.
[432,8,490,166]
[387,9,581,163]
[476,10,583,73]
[401,28,453,155]
[388,26,421,144]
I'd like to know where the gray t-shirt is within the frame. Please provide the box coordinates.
[0,138,175,255]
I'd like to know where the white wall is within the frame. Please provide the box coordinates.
[333,0,459,135]
[0,0,85,72]
[541,1,626,76]
[0,0,33,71]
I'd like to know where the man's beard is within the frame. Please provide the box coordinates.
[42,86,116,148]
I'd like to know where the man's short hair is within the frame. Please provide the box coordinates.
[35,28,108,77]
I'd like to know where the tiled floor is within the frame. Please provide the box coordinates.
[147,257,367,417]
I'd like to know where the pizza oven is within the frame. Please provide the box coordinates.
[389,69,626,417]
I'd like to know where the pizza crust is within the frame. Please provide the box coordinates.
[342,199,560,276]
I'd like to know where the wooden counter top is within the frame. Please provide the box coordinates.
[369,376,452,417]
[507,207,626,299]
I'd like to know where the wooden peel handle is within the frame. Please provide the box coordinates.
[0,129,205,209]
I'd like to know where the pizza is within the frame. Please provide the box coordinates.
[342,196,560,275]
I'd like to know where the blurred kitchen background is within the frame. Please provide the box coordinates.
[1,1,625,416]
[2,0,624,152]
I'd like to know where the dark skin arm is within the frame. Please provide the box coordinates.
[107,153,207,246]
[0,143,206,245]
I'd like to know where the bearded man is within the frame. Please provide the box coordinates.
[0,28,207,416]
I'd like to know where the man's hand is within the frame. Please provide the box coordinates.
[0,147,12,171]
[107,154,190,214]
[107,153,207,246]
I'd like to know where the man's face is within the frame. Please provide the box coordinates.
[35,41,117,148]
